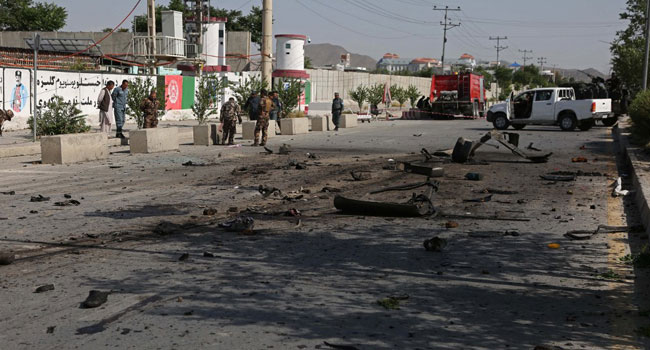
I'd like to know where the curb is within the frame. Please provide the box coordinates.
[0,129,195,159]
[613,119,650,233]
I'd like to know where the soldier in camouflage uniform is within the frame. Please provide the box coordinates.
[141,89,160,129]
[0,109,14,136]
[253,90,275,147]
[220,97,242,145]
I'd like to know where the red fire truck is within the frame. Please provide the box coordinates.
[419,73,486,119]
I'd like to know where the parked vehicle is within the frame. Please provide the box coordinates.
[416,73,486,118]
[486,87,613,131]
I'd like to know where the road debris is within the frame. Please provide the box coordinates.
[178,253,189,261]
[321,186,342,193]
[527,143,542,151]
[612,177,633,197]
[81,290,110,308]
[465,172,483,181]
[35,284,55,293]
[219,216,255,233]
[423,237,448,251]
[46,326,56,334]
[259,185,282,197]
[350,170,372,181]
[278,144,292,155]
[285,208,301,217]
[377,294,409,309]
[440,212,531,222]
[30,195,50,202]
[203,251,216,258]
[464,194,493,203]
[452,131,552,163]
[263,146,274,154]
[571,157,588,163]
[400,162,444,177]
[445,221,459,228]
[203,208,218,216]
[473,188,519,195]
[153,221,181,236]
[547,243,561,249]
[0,252,16,265]
[323,341,360,350]
[564,225,631,240]
[548,170,604,177]
[540,174,576,182]
[334,194,435,217]
[54,199,81,206]
[1,191,15,195]
[182,160,209,166]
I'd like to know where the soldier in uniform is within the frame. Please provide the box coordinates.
[141,89,160,129]
[253,90,275,147]
[0,109,14,136]
[220,97,242,145]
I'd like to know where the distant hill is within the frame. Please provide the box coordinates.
[304,43,377,70]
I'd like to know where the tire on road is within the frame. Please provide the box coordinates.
[558,112,577,131]
[492,113,509,130]
[578,119,594,131]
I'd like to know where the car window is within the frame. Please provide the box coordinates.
[559,90,565,99]
[535,90,553,101]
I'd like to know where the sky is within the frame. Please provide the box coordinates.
[55,0,630,73]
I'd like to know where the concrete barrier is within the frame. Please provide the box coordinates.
[242,121,275,140]
[41,133,108,164]
[310,116,327,132]
[130,127,179,154]
[340,114,358,128]
[280,118,309,135]
[193,124,218,146]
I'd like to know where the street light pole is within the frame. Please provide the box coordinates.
[32,33,40,142]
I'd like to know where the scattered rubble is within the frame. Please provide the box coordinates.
[350,170,372,181]
[35,284,55,293]
[377,294,409,309]
[219,216,255,233]
[540,174,576,182]
[400,162,444,177]
[564,225,631,240]
[203,208,218,216]
[423,237,448,252]
[452,131,551,163]
[178,253,189,261]
[278,144,292,155]
[321,187,342,193]
[464,194,493,203]
[54,199,81,207]
[259,185,282,197]
[1,191,16,195]
[323,341,360,350]
[445,221,459,228]
[80,290,110,308]
[571,157,588,163]
[465,173,483,181]
[612,177,633,197]
[30,195,50,202]
[0,252,16,265]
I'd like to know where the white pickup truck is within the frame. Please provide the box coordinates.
[486,87,614,131]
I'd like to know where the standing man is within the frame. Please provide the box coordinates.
[270,90,282,132]
[10,71,28,113]
[220,97,242,145]
[111,80,129,139]
[331,92,344,131]
[244,91,260,121]
[253,90,274,147]
[97,81,115,134]
[0,109,14,136]
[141,89,160,128]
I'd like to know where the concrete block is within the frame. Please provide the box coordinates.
[340,114,358,128]
[193,124,218,146]
[325,115,336,131]
[242,121,275,140]
[41,133,108,165]
[130,127,179,154]
[310,116,327,132]
[280,118,309,135]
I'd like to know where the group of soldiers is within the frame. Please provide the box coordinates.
[220,89,282,146]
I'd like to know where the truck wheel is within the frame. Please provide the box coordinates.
[578,119,594,131]
[512,124,526,130]
[492,113,509,130]
[602,117,618,127]
[558,113,577,131]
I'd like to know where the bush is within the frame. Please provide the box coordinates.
[126,77,166,129]
[28,96,90,136]
[230,75,266,115]
[193,75,228,124]
[406,85,420,108]
[276,78,303,117]
[629,90,650,144]
[349,85,368,112]
[366,83,384,108]
[286,111,305,118]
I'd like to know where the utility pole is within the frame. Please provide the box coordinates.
[643,0,650,90]
[433,5,460,73]
[489,36,508,66]
[537,57,547,71]
[261,0,273,90]
[519,49,533,67]
[147,0,157,74]
[490,36,507,102]
[32,33,40,142]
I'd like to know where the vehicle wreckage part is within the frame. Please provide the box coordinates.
[401,162,444,177]
[334,194,435,217]
[564,225,631,240]
[453,131,552,163]
[540,174,576,182]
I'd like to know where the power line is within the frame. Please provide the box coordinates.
[537,57,548,71]
[434,5,461,71]
[489,36,508,66]
[519,49,533,66]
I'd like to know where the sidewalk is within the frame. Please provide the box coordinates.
[0,120,208,159]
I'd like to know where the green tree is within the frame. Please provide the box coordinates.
[474,66,494,88]
[193,75,228,124]
[230,75,265,115]
[406,85,421,108]
[304,56,313,69]
[493,65,513,86]
[0,0,67,31]
[390,85,408,109]
[629,89,650,142]
[611,0,646,94]
[276,78,303,117]
[367,83,385,107]
[126,77,166,129]
[28,96,89,136]
[349,85,368,112]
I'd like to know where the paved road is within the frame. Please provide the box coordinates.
[0,119,648,349]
